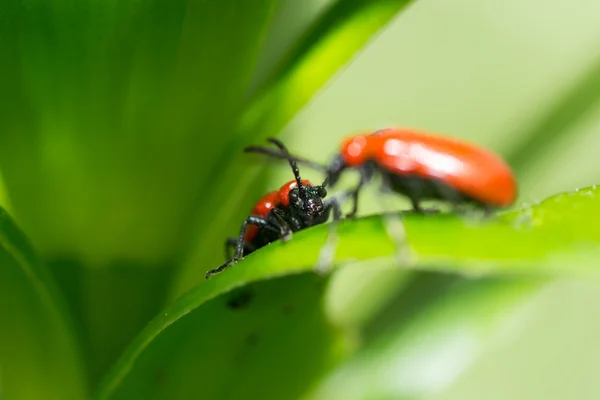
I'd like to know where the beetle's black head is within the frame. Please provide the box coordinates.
[288,183,327,221]
[261,138,329,221]
[243,138,331,221]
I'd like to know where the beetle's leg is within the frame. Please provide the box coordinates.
[482,204,496,218]
[409,196,423,213]
[345,187,361,218]
[270,208,294,241]
[206,216,270,279]
[346,168,371,218]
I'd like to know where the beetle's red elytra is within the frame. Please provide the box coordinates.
[339,128,517,207]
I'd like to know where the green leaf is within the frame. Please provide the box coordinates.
[0,0,277,263]
[0,208,88,400]
[97,274,349,400]
[169,0,418,299]
[99,186,600,399]
[0,0,278,382]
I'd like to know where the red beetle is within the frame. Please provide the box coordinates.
[205,139,340,279]
[245,128,517,214]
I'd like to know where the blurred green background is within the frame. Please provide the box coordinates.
[2,0,600,398]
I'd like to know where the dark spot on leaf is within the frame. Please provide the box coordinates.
[227,289,254,310]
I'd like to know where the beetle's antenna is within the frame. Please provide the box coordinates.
[266,138,307,197]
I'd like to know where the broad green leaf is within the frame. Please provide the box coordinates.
[100,186,600,399]
[0,0,277,381]
[0,0,276,263]
[48,258,177,385]
[97,274,350,400]
[0,208,88,400]
[169,0,417,299]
